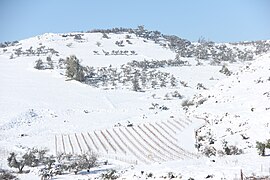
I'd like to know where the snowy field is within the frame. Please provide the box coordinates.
[0,32,269,179]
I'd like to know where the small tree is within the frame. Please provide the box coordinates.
[7,148,50,173]
[22,150,39,167]
[256,140,270,156]
[34,59,44,70]
[65,55,85,82]
[132,74,141,92]
[43,155,55,170]
[7,153,25,173]
[256,141,266,156]
[46,56,54,69]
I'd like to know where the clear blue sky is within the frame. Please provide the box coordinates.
[0,0,269,42]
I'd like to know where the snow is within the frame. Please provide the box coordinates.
[0,31,269,179]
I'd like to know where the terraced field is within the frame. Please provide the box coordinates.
[55,119,198,164]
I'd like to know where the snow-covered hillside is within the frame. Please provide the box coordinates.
[0,29,270,179]
[189,53,270,154]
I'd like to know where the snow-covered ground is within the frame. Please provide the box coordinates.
[0,32,269,179]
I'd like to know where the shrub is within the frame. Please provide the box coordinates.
[102,33,110,39]
[34,59,44,70]
[197,83,207,90]
[0,169,17,180]
[171,91,183,99]
[125,35,131,39]
[222,140,243,155]
[101,169,119,180]
[66,43,73,47]
[10,54,14,59]
[219,64,232,76]
[46,56,54,69]
[197,98,207,106]
[203,146,216,157]
[181,99,194,107]
[96,41,101,47]
[74,34,82,40]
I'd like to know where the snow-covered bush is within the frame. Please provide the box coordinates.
[219,64,232,76]
[46,56,54,69]
[96,41,101,47]
[0,169,17,180]
[181,99,194,107]
[10,53,14,59]
[196,83,207,90]
[102,33,110,39]
[218,140,243,156]
[101,169,119,180]
[202,146,216,157]
[34,59,45,70]
[171,91,183,99]
[74,34,82,40]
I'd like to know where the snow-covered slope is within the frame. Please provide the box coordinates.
[189,53,270,153]
[0,30,269,179]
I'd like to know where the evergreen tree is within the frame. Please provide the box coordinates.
[65,55,85,82]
